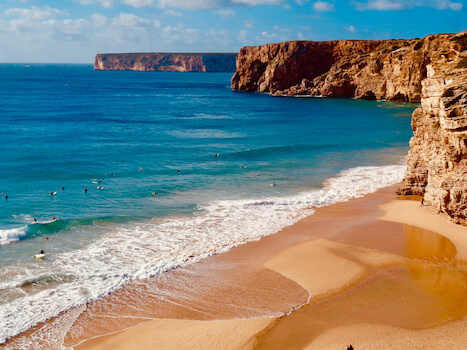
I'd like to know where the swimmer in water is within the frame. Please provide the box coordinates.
[177,169,180,173]
[5,194,7,199]
[139,167,143,171]
[61,186,64,191]
[214,154,219,157]
[84,188,87,193]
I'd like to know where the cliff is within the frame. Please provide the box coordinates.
[232,31,467,223]
[94,53,237,72]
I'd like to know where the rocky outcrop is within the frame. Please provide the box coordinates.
[398,38,467,223]
[94,53,237,72]
[232,33,466,103]
[232,31,467,223]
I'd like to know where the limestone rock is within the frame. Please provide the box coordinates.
[232,31,467,224]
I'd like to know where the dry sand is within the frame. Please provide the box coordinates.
[14,185,467,350]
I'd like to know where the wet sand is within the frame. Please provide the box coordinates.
[5,184,467,349]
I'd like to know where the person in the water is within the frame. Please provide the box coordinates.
[39,250,45,255]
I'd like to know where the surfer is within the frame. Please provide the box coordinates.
[50,191,55,196]
[52,216,56,220]
[84,187,87,193]
[214,154,219,157]
[139,167,143,171]
[153,191,157,196]
[4,194,7,199]
[61,186,64,191]
[39,249,45,255]
[177,169,180,173]
[33,217,37,222]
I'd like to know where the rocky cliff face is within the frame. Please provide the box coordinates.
[232,31,467,223]
[94,53,237,72]
[398,36,467,223]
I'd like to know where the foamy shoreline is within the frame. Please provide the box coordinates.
[58,183,467,350]
[0,164,407,346]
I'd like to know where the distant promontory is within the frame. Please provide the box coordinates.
[94,53,237,72]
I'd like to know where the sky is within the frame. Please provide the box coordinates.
[1,0,466,63]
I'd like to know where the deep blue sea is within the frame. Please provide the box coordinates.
[0,64,416,345]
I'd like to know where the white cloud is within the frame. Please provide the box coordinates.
[216,9,236,16]
[434,0,463,10]
[352,0,404,10]
[78,0,116,8]
[155,0,283,9]
[243,19,255,28]
[312,1,335,12]
[4,6,65,21]
[346,25,358,32]
[352,0,462,10]
[232,0,282,4]
[156,0,227,9]
[122,0,154,7]
[111,12,150,26]
[163,10,183,16]
[91,13,109,26]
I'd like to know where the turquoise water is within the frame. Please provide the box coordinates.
[0,64,415,344]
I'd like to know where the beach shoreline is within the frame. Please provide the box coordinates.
[6,183,467,349]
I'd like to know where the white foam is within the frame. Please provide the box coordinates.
[0,226,28,246]
[0,164,406,345]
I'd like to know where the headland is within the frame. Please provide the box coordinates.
[232,31,467,225]
[94,52,237,72]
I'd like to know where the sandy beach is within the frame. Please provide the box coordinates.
[6,184,467,350]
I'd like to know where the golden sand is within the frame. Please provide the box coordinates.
[7,185,467,350]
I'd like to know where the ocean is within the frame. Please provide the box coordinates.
[0,64,416,345]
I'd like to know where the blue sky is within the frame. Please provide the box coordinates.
[1,0,466,63]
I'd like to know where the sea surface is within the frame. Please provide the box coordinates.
[0,64,416,345]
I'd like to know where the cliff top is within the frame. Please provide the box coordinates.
[95,52,237,56]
